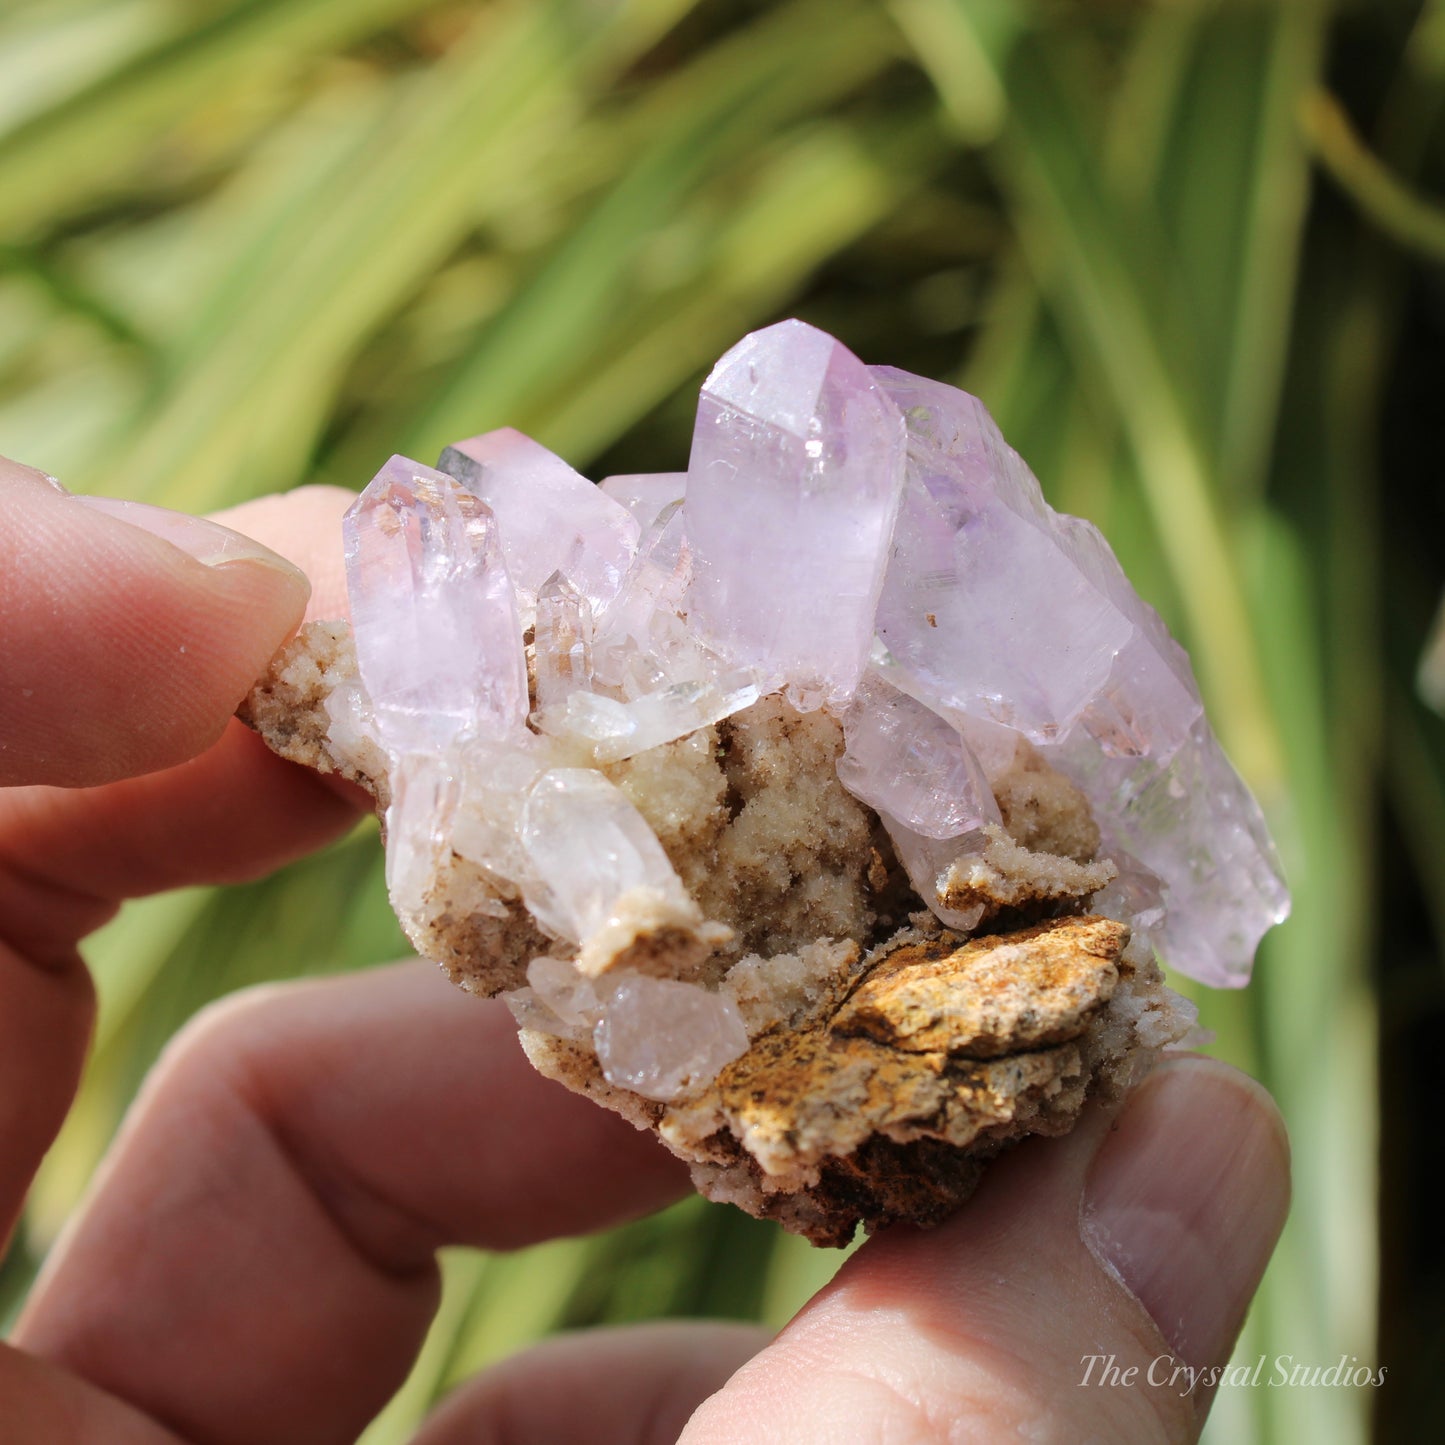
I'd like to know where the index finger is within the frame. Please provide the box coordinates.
[0,472,360,1253]
[0,459,311,788]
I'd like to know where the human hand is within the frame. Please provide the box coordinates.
[0,457,1289,1443]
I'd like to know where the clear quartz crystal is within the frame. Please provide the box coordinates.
[684,319,907,705]
[386,751,461,915]
[449,737,552,903]
[518,768,693,945]
[528,956,602,1027]
[533,571,594,710]
[599,471,687,527]
[594,975,749,1101]
[437,427,639,618]
[590,500,694,692]
[541,670,760,764]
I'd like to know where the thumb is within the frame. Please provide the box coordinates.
[682,1055,1290,1442]
[0,459,310,787]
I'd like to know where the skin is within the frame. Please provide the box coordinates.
[0,459,1290,1443]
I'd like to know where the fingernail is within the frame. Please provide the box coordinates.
[1,457,69,493]
[75,496,305,579]
[1080,1056,1290,1368]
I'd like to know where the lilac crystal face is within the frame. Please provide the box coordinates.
[438,427,639,615]
[873,370,1136,742]
[1052,718,1288,985]
[343,456,527,751]
[684,319,907,706]
[335,320,1290,1111]
[838,673,1000,840]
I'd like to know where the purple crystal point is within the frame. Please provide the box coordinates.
[837,673,999,840]
[868,366,1288,985]
[872,369,1134,741]
[1052,719,1288,986]
[683,319,906,706]
[438,427,639,614]
[1050,513,1203,758]
[337,328,1288,1004]
[344,455,527,751]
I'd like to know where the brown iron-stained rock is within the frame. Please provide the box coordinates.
[833,916,1126,1058]
[524,915,1191,1245]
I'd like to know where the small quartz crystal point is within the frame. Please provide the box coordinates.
[533,570,594,711]
[594,975,749,1101]
[519,767,699,954]
[600,471,687,527]
[343,455,526,750]
[342,456,528,916]
[437,427,639,617]
[684,319,907,707]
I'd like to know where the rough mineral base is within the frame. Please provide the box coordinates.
[244,319,1288,1246]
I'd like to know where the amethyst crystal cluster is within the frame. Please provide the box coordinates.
[332,319,1288,1101]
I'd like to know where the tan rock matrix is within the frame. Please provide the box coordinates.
[245,623,1195,1245]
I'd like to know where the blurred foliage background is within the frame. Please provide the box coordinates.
[1,0,1442,1440]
